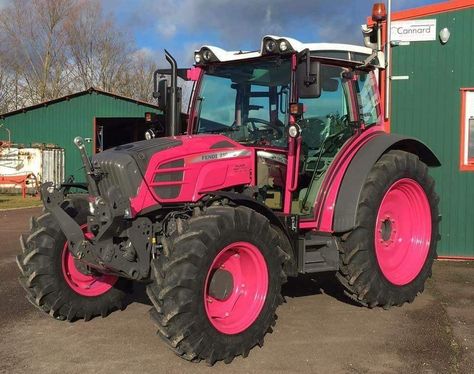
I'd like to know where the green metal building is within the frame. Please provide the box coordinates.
[390,1,474,258]
[0,88,160,181]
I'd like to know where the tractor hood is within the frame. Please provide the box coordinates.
[92,135,255,215]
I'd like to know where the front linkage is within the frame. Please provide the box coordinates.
[41,137,152,281]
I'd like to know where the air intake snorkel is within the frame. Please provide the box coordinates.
[152,50,181,137]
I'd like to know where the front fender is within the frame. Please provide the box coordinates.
[333,133,440,233]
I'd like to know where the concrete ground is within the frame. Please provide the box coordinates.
[0,208,472,374]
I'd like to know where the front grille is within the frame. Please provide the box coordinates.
[152,159,184,200]
[93,153,142,199]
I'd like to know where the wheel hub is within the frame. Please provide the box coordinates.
[208,269,234,300]
[379,216,397,245]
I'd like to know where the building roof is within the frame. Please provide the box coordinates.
[392,0,474,20]
[0,87,159,119]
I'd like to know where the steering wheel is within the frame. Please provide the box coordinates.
[246,117,284,139]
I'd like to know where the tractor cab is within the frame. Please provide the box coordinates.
[156,37,383,219]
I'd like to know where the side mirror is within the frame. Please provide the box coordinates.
[296,51,321,99]
[156,79,168,111]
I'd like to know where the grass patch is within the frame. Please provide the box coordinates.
[0,193,43,210]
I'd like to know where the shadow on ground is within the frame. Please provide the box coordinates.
[127,272,361,310]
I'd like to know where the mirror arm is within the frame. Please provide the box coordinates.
[305,50,311,86]
[152,69,160,99]
[299,49,316,87]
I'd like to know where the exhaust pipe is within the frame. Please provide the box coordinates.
[165,50,178,137]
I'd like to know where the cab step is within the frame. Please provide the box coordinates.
[297,234,340,273]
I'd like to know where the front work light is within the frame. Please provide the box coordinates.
[202,49,213,61]
[265,39,277,53]
[262,37,294,55]
[194,53,202,63]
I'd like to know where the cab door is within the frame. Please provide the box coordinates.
[291,63,359,216]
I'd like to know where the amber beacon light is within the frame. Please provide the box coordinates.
[372,3,387,22]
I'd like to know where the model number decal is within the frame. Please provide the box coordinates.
[191,150,251,163]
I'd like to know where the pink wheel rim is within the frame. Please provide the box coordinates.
[375,178,432,286]
[204,242,268,335]
[61,225,118,296]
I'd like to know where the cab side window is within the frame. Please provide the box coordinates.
[298,64,352,152]
[355,70,381,126]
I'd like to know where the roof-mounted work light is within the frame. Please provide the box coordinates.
[261,37,294,55]
[194,47,218,65]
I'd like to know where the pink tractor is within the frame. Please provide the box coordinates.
[18,8,440,365]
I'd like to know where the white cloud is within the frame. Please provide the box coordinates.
[130,0,383,49]
[117,0,439,64]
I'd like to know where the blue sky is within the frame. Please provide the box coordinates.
[0,0,441,65]
[104,0,440,66]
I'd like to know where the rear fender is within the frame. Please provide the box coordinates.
[333,133,440,233]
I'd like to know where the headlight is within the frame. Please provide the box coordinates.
[194,53,202,63]
[265,39,277,53]
[288,124,301,138]
[279,40,288,52]
[89,200,95,214]
[145,129,155,140]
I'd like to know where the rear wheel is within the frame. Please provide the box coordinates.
[146,205,287,365]
[336,150,440,308]
[17,197,130,321]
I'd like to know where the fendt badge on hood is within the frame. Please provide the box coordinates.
[190,149,252,163]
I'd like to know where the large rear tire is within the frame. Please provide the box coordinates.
[17,196,130,321]
[146,205,287,365]
[336,150,440,308]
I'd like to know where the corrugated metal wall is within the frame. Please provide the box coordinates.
[2,92,159,181]
[391,7,474,257]
[42,148,65,187]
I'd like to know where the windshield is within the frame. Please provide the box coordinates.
[195,58,291,147]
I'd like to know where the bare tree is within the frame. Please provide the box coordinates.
[118,49,158,102]
[65,1,134,92]
[0,0,158,114]
[0,0,76,104]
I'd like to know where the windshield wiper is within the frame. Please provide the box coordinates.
[204,126,239,134]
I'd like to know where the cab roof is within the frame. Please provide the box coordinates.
[195,35,383,67]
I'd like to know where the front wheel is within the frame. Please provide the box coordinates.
[146,205,287,365]
[336,150,440,308]
[17,197,130,321]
